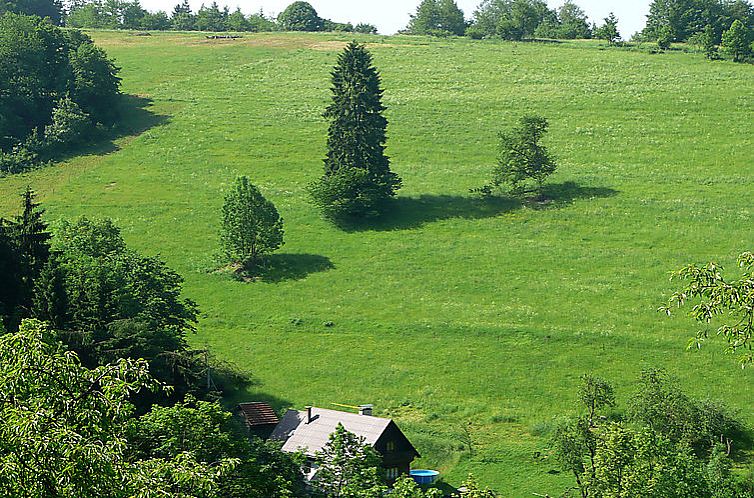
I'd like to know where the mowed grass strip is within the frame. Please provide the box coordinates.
[1,31,752,496]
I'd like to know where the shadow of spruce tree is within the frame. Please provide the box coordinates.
[335,181,618,232]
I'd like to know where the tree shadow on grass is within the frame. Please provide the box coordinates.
[336,181,618,232]
[336,195,521,232]
[242,253,335,284]
[48,94,170,162]
[532,181,619,209]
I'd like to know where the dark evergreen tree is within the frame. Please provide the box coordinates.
[0,219,21,330]
[171,0,194,30]
[310,42,400,219]
[31,256,67,329]
[9,187,50,320]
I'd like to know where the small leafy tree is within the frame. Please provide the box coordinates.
[314,423,387,497]
[309,42,401,219]
[552,416,598,495]
[44,97,92,147]
[594,12,620,45]
[661,251,754,365]
[656,25,673,50]
[577,374,615,426]
[721,19,752,62]
[482,115,556,197]
[220,176,284,268]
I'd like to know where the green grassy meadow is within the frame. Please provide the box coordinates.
[1,31,753,495]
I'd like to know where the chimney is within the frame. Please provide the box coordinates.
[305,406,313,424]
[358,404,373,416]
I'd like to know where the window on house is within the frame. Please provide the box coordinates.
[386,467,400,480]
[386,440,396,452]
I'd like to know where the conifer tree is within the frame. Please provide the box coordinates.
[10,187,50,321]
[310,42,401,218]
[32,257,67,329]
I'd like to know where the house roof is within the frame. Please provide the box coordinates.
[270,407,406,457]
[237,402,280,427]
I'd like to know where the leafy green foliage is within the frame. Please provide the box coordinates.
[126,397,307,497]
[689,24,719,59]
[391,475,443,497]
[278,1,322,32]
[553,371,745,497]
[310,42,400,219]
[481,115,556,196]
[195,1,228,32]
[69,39,121,126]
[662,251,754,364]
[594,13,620,44]
[314,423,388,497]
[643,0,754,44]
[0,13,120,171]
[0,0,62,23]
[628,368,743,456]
[0,187,50,330]
[555,1,591,39]
[354,23,378,34]
[721,19,752,61]
[0,319,239,497]
[406,0,467,37]
[220,176,284,268]
[657,25,674,50]
[577,374,615,426]
[458,474,497,497]
[33,216,204,407]
[470,0,557,40]
[44,97,92,147]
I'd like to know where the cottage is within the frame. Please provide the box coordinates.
[270,405,420,484]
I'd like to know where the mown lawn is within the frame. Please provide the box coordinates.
[1,31,752,496]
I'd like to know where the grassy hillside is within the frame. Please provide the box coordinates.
[1,31,752,495]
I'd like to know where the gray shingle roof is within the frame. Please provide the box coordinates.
[270,407,392,457]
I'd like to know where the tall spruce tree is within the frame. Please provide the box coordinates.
[310,42,400,219]
[7,187,50,327]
